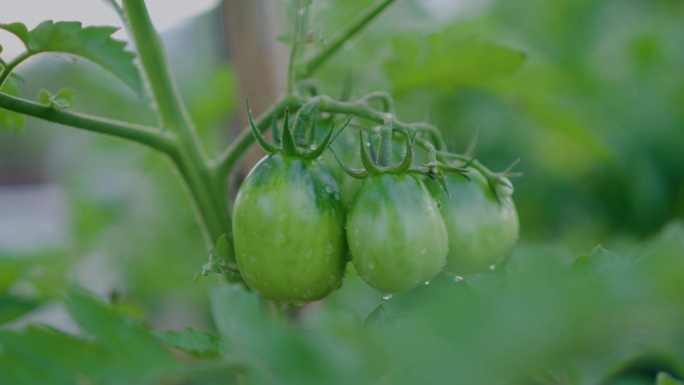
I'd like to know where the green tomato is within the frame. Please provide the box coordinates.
[232,154,346,303]
[427,168,519,276]
[347,173,448,294]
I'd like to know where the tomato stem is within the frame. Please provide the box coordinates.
[377,123,394,167]
[304,0,397,76]
[0,51,31,89]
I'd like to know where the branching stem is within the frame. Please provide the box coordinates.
[0,93,175,151]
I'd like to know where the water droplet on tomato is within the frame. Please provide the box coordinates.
[488,264,496,270]
[334,192,341,200]
[368,262,375,270]
[324,184,333,193]
[452,275,464,282]
[275,233,286,244]
[424,281,431,286]
[324,243,333,254]
[382,293,393,300]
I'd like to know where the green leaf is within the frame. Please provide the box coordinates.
[0,21,143,96]
[384,27,527,94]
[573,245,629,273]
[0,296,42,324]
[0,325,100,385]
[210,284,270,354]
[154,328,228,358]
[657,372,684,385]
[65,289,177,383]
[38,88,76,110]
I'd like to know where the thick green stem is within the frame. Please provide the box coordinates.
[0,93,175,151]
[123,0,230,250]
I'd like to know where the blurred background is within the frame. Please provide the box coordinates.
[1,0,683,333]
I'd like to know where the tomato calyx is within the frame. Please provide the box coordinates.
[330,123,414,178]
[246,98,351,160]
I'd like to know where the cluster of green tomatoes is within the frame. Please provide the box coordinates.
[232,96,519,304]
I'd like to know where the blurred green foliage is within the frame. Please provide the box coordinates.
[1,0,684,384]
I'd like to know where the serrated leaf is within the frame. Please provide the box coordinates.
[154,328,227,358]
[38,88,76,110]
[657,372,684,385]
[0,21,143,96]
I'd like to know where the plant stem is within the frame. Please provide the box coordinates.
[0,93,175,151]
[312,95,447,149]
[377,124,393,167]
[304,0,396,76]
[123,0,231,250]
[0,52,32,89]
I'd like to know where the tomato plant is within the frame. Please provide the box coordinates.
[6,0,684,385]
